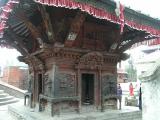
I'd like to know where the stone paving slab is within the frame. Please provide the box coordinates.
[8,101,142,120]
[0,105,15,120]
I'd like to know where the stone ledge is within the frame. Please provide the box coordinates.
[8,102,142,120]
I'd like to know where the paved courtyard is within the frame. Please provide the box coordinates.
[0,99,142,120]
[8,100,141,120]
[0,105,13,120]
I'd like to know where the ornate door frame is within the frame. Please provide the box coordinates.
[76,52,104,110]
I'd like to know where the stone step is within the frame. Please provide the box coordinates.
[0,90,4,94]
[0,90,19,106]
[0,93,9,98]
[0,98,19,106]
[0,96,14,102]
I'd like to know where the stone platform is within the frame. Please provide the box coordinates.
[0,104,13,120]
[8,101,142,120]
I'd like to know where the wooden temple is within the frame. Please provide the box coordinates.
[0,0,160,116]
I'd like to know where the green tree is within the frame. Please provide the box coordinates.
[125,59,137,82]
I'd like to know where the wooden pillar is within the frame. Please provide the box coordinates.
[77,67,81,112]
[32,68,36,107]
[95,70,99,109]
[99,67,104,111]
[27,60,36,108]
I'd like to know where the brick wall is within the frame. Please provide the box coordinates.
[2,66,29,90]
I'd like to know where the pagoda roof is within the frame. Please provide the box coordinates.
[0,0,160,38]
[0,0,160,55]
[33,0,160,37]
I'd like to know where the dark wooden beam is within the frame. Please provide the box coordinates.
[109,26,131,52]
[65,11,86,47]
[115,30,145,51]
[121,30,138,41]
[38,5,55,43]
[5,30,29,54]
[2,34,28,55]
[10,21,31,38]
[12,10,45,48]
[118,32,148,53]
[145,36,158,40]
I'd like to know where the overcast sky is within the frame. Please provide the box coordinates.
[114,0,160,19]
[0,48,27,68]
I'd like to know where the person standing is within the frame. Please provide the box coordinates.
[117,84,122,110]
[129,83,134,96]
[139,83,142,110]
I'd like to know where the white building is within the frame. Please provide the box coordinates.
[135,47,160,81]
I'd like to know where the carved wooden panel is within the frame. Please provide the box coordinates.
[54,72,76,97]
[44,73,52,96]
[102,75,117,96]
[82,22,115,50]
[78,52,103,70]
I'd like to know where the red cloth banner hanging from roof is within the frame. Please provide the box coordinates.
[0,0,160,41]
[131,38,160,48]
[34,0,160,37]
[0,0,20,38]
[115,1,125,34]
[119,3,125,34]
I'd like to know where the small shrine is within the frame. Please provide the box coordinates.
[0,0,160,116]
